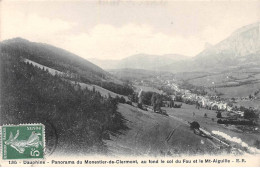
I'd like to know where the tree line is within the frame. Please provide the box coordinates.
[0,52,128,154]
[1,40,134,96]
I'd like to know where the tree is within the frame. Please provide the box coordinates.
[154,95,162,112]
[151,93,156,107]
[244,108,256,119]
[115,95,120,103]
[216,111,222,118]
[119,96,126,104]
[190,121,200,129]
[137,103,143,109]
[169,100,174,108]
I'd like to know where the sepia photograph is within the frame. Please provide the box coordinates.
[0,0,259,167]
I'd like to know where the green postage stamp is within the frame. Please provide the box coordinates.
[1,124,45,160]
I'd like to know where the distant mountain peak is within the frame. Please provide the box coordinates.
[114,53,189,71]
[192,22,260,71]
[231,22,260,36]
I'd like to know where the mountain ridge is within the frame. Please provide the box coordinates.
[1,37,109,82]
[89,53,189,71]
[0,37,136,96]
[162,22,260,73]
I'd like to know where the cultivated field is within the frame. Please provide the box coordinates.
[235,99,260,110]
[216,82,260,98]
[163,103,260,153]
[184,70,260,98]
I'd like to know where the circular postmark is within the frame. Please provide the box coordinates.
[43,120,58,156]
[29,118,58,157]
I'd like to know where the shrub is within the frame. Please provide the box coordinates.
[217,112,222,118]
[244,108,257,119]
[126,101,132,105]
[217,119,223,124]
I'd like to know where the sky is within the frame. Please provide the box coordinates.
[1,0,260,60]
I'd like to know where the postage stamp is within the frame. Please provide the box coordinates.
[1,124,45,160]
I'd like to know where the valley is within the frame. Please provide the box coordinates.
[1,21,260,157]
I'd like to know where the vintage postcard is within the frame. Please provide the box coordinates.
[0,0,259,167]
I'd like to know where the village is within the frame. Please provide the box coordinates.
[132,74,260,134]
[134,74,259,118]
[126,75,260,154]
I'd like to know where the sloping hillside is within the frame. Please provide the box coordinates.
[108,68,160,80]
[196,22,260,61]
[88,58,120,70]
[90,23,260,73]
[161,22,260,73]
[106,103,228,156]
[0,38,108,82]
[0,38,133,96]
[113,53,188,71]
[193,22,260,70]
[0,52,128,155]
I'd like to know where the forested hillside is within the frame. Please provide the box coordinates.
[0,52,128,154]
[0,38,133,96]
[1,38,106,82]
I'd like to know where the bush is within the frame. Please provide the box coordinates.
[137,103,143,109]
[173,104,182,108]
[190,121,200,129]
[244,108,257,119]
[126,101,132,105]
[217,112,222,118]
[120,96,126,103]
[217,119,223,124]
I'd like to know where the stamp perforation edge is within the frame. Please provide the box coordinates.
[0,123,46,161]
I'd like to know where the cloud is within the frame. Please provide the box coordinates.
[1,4,204,60]
[61,23,204,60]
[1,9,74,44]
[2,1,259,60]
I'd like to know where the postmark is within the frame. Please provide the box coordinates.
[1,124,45,160]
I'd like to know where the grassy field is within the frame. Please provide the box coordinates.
[235,99,260,110]
[188,73,235,87]
[163,103,260,153]
[187,72,259,87]
[79,82,129,100]
[24,59,63,75]
[106,103,230,157]
[183,70,260,98]
[173,72,210,81]
[215,82,260,98]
